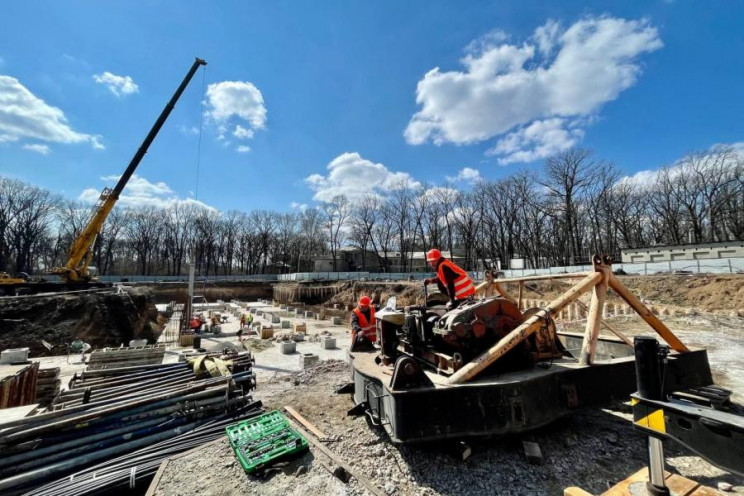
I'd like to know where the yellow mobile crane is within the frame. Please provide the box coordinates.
[0,58,206,296]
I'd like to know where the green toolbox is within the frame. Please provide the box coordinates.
[226,410,309,473]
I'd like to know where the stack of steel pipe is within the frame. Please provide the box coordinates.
[0,352,256,495]
[25,401,264,496]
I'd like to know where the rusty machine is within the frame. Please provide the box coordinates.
[347,255,721,443]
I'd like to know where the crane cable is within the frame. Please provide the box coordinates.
[193,64,207,202]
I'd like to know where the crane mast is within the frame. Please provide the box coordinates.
[53,57,207,283]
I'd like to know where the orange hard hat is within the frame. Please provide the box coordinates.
[426,248,442,262]
[359,295,371,306]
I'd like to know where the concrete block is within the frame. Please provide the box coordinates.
[332,317,342,325]
[295,309,303,316]
[334,304,340,310]
[292,333,305,342]
[249,308,257,314]
[299,353,319,368]
[281,320,291,329]
[522,441,543,465]
[256,310,263,316]
[320,337,336,349]
[294,323,307,333]
[304,311,314,318]
[0,348,30,364]
[279,341,296,354]
[260,326,274,340]
[129,339,148,347]
[271,315,281,324]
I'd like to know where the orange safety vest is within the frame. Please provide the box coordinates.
[437,259,475,300]
[352,306,377,342]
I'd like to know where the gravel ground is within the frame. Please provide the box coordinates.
[151,361,744,496]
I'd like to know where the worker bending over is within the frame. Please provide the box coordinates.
[424,248,475,310]
[350,295,377,351]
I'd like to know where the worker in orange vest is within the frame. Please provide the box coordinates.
[350,295,377,351]
[424,248,475,310]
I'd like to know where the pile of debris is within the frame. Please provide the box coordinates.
[0,352,260,494]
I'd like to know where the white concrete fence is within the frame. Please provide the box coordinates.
[97,257,744,283]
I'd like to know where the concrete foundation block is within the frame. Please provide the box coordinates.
[256,310,263,316]
[334,304,340,310]
[295,309,303,316]
[129,339,148,347]
[280,341,296,354]
[281,320,291,329]
[292,333,305,342]
[304,311,314,318]
[271,315,281,324]
[299,353,319,368]
[332,317,342,325]
[1,348,30,364]
[249,308,257,314]
[320,337,336,349]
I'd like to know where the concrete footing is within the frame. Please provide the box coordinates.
[0,348,29,364]
[279,341,296,354]
[320,337,336,349]
[300,353,319,368]
[271,315,281,324]
[281,320,291,328]
[331,317,342,325]
[304,311,314,318]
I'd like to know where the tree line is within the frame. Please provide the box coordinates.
[1,146,742,276]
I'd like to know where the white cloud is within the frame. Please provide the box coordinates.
[0,75,104,150]
[233,125,254,140]
[290,202,308,212]
[205,81,266,152]
[93,72,139,97]
[305,152,421,202]
[206,81,266,127]
[22,143,50,155]
[446,166,482,184]
[79,174,214,211]
[487,118,585,164]
[405,16,662,163]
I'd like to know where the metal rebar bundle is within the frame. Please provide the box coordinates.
[0,351,259,495]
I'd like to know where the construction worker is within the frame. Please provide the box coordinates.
[239,314,246,329]
[424,248,475,310]
[350,295,377,351]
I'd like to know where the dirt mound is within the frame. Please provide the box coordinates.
[0,287,158,356]
[324,281,424,308]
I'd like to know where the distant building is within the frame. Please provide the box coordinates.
[313,257,349,272]
[620,241,744,263]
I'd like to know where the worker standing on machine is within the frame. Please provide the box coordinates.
[424,248,475,310]
[350,295,377,351]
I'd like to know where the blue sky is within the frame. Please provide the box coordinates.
[1,1,743,211]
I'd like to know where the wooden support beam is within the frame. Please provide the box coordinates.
[579,258,610,365]
[608,274,689,352]
[284,406,327,441]
[518,282,524,311]
[447,271,603,384]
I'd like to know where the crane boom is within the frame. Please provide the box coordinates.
[53,57,207,283]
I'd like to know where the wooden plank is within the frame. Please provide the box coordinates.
[284,406,327,441]
[688,487,719,496]
[665,473,699,496]
[564,488,593,496]
[288,419,386,496]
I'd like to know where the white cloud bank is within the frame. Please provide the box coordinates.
[305,152,421,202]
[0,75,104,150]
[79,174,214,210]
[405,16,662,164]
[205,81,266,153]
[93,72,139,97]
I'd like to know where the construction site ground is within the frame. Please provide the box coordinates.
[148,297,744,496]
